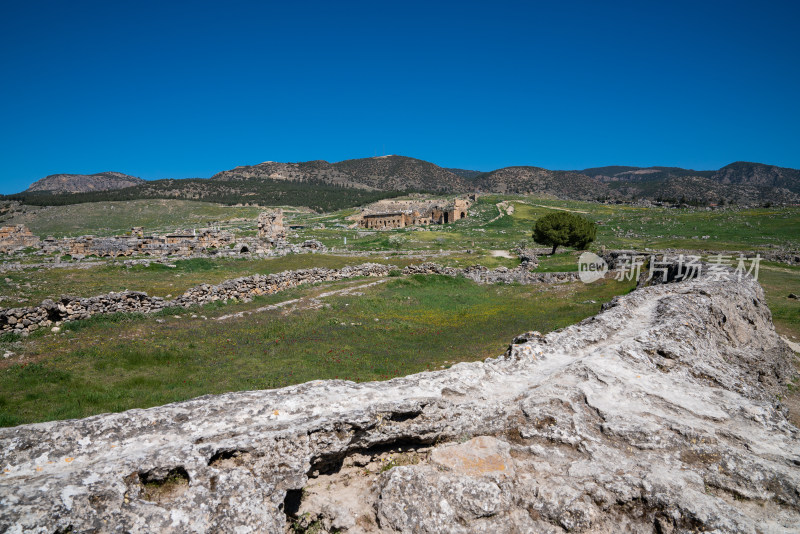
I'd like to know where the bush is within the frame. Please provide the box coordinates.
[532,212,596,254]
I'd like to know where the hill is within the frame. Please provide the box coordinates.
[472,166,612,200]
[444,168,484,180]
[10,158,800,208]
[7,178,403,213]
[711,161,800,192]
[212,155,470,193]
[580,163,800,205]
[26,172,144,193]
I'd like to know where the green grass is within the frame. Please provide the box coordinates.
[0,275,635,426]
[758,262,800,341]
[0,199,266,238]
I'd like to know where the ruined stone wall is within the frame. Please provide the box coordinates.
[0,225,39,253]
[361,213,406,229]
[0,261,575,334]
[357,196,473,229]
[257,209,286,241]
[0,263,390,334]
[402,262,579,284]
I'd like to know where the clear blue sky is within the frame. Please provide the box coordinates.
[1,0,798,193]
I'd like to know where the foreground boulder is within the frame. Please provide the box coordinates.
[0,273,797,533]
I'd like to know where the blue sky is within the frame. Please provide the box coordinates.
[1,0,798,193]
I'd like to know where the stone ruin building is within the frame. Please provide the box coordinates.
[0,211,291,259]
[62,227,238,258]
[0,225,40,253]
[356,197,472,230]
[257,209,286,243]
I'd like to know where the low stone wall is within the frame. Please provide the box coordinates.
[0,262,583,335]
[402,262,580,284]
[173,262,386,307]
[0,263,391,334]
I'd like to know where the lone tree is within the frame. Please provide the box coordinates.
[532,212,596,255]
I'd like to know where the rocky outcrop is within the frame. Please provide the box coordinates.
[0,263,390,333]
[403,262,579,284]
[1,269,796,532]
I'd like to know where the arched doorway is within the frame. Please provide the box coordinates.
[460,212,466,219]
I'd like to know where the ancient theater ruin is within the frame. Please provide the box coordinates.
[355,196,473,230]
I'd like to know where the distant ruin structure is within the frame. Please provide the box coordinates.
[356,197,472,230]
[0,225,40,253]
[63,227,237,258]
[257,209,286,242]
[0,211,292,259]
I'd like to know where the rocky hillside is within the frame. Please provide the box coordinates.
[444,167,484,180]
[1,268,797,532]
[711,161,800,192]
[581,162,800,205]
[15,159,800,206]
[26,172,144,193]
[212,155,470,193]
[472,166,612,200]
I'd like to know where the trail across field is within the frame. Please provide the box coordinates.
[216,278,389,321]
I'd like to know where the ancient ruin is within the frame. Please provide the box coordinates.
[355,197,472,229]
[1,267,797,532]
[257,209,286,242]
[0,225,40,253]
[0,211,294,259]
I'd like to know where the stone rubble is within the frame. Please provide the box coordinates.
[0,267,796,532]
[402,262,579,284]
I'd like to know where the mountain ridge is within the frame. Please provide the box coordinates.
[15,158,800,206]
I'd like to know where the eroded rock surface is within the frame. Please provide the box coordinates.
[0,273,798,533]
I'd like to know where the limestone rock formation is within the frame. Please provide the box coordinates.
[0,272,798,532]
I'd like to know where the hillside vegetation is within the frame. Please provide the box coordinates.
[5,177,404,213]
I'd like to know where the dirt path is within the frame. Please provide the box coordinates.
[215,278,389,321]
[529,203,589,214]
[485,201,514,225]
[489,250,515,259]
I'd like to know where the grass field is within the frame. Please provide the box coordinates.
[0,254,413,308]
[759,262,800,342]
[0,275,635,426]
[0,199,270,237]
[3,195,799,253]
[290,195,800,254]
[0,196,797,428]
